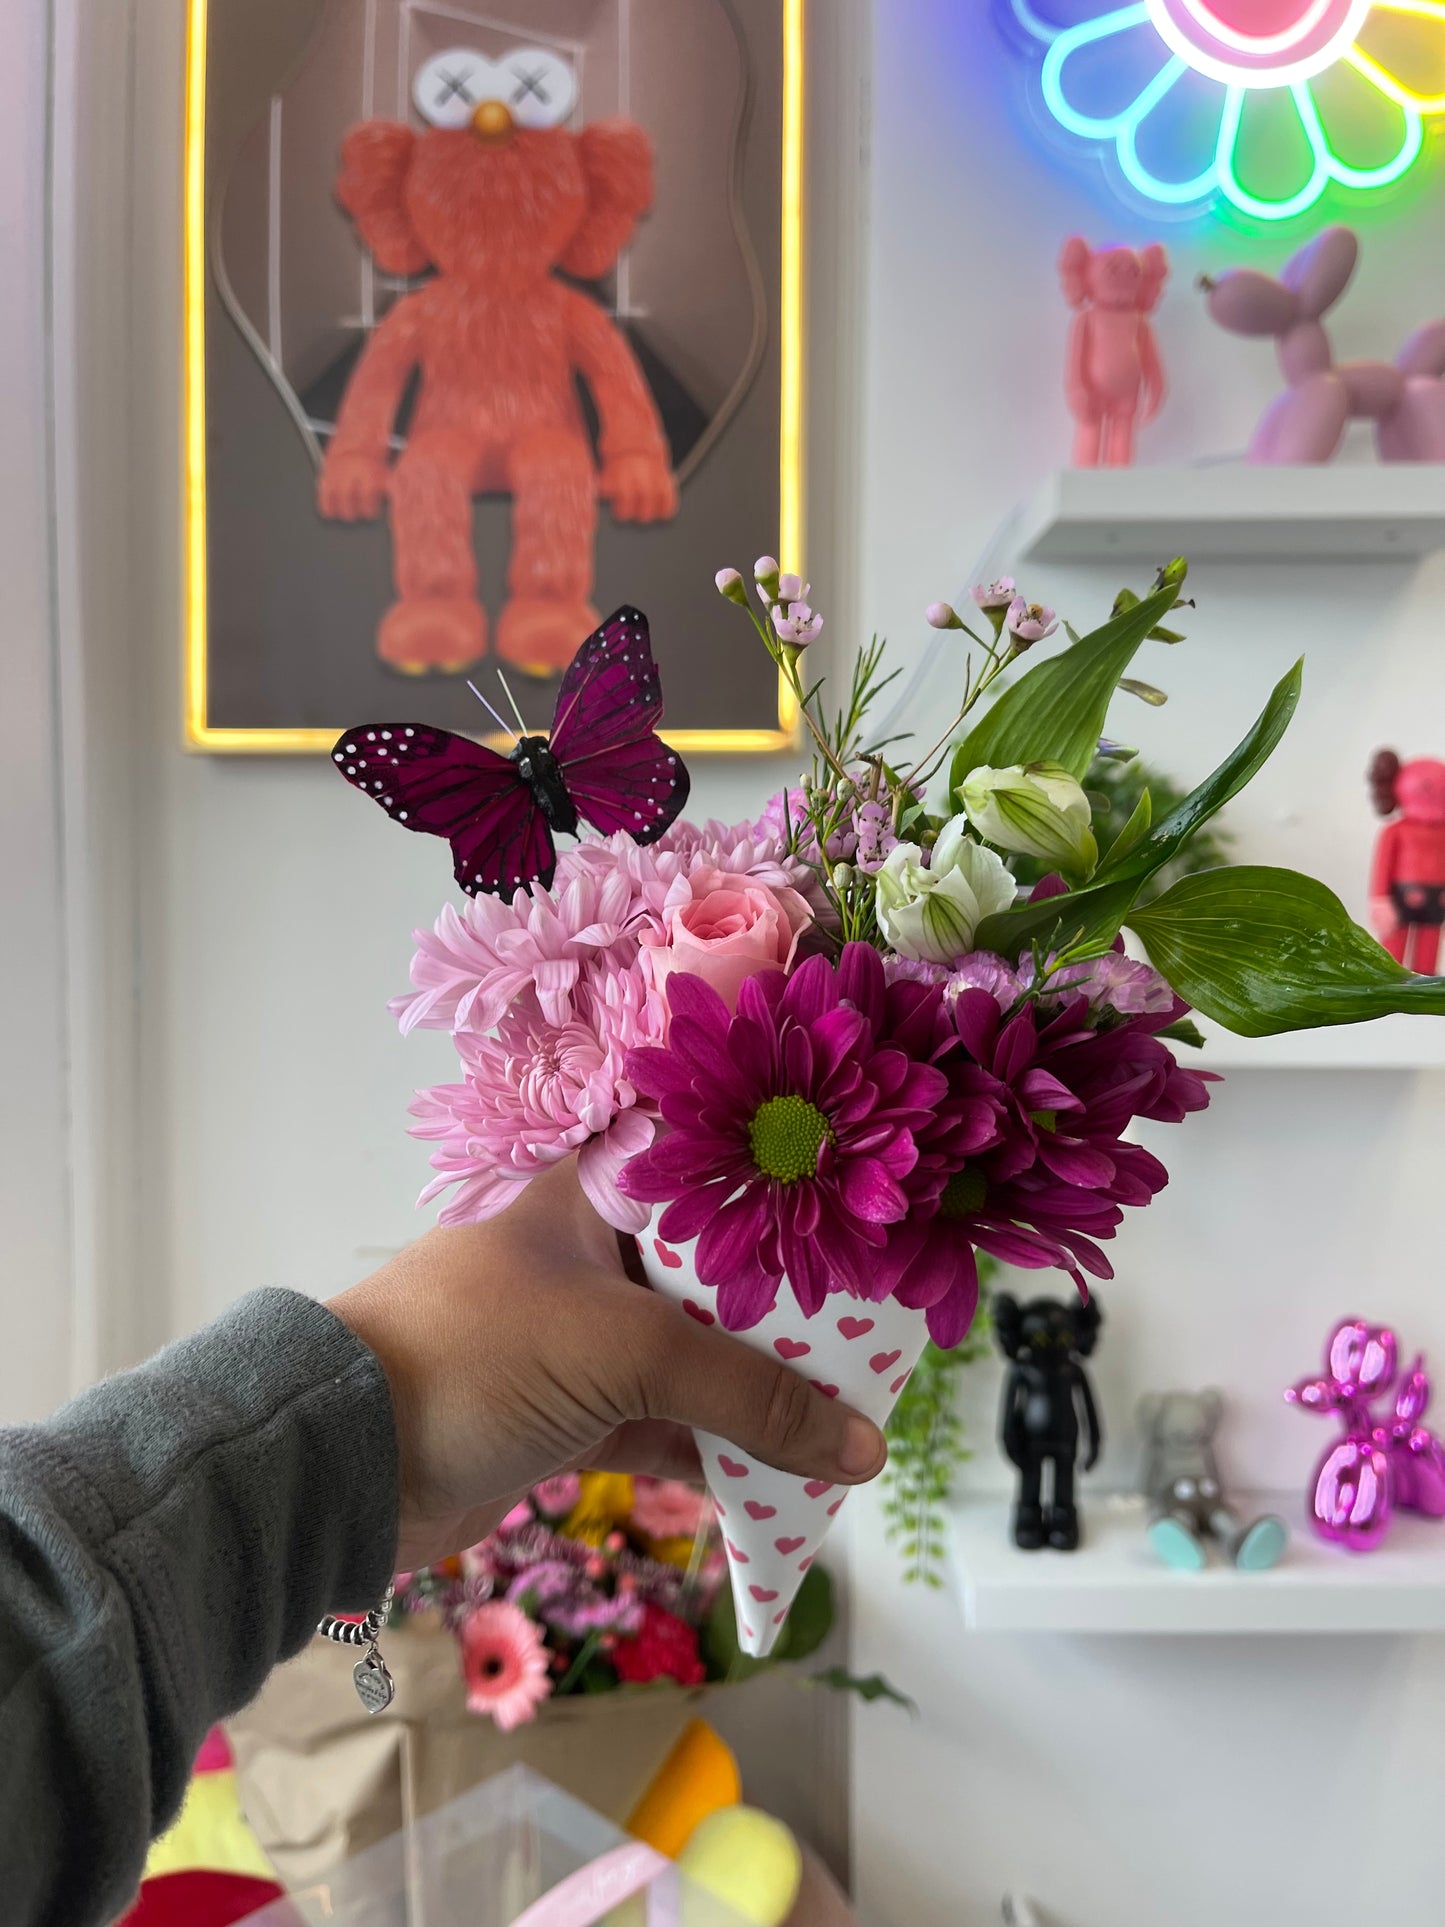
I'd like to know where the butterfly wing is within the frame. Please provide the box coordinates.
[547,606,690,844]
[332,724,557,895]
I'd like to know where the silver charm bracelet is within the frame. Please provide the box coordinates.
[317,1580,397,1715]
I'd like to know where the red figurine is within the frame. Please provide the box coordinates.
[1058,236,1168,468]
[1368,750,1445,972]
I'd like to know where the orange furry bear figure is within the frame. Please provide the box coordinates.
[319,107,676,675]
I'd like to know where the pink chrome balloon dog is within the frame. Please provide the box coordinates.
[1202,227,1445,464]
[1286,1319,1445,1550]
[1059,236,1168,467]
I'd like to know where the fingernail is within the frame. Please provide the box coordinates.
[838,1415,885,1479]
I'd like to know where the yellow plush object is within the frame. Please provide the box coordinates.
[142,1758,275,1885]
[563,1472,635,1545]
[677,1807,803,1927]
[626,1719,740,1857]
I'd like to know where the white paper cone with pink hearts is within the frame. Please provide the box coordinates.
[640,1221,930,1659]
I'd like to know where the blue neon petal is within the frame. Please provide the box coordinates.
[1042,4,1162,138]
[1118,59,1222,205]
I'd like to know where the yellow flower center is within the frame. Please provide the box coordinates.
[939,1166,988,1220]
[749,1095,830,1183]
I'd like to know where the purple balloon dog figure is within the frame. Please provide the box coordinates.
[1286,1319,1445,1550]
[1203,227,1445,464]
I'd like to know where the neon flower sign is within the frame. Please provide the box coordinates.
[1013,0,1445,219]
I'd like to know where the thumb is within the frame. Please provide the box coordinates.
[622,1290,888,1485]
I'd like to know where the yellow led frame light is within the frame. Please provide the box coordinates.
[183,0,804,754]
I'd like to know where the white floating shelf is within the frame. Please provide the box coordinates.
[1189,1012,1445,1072]
[949,1491,1445,1634]
[1011,465,1445,565]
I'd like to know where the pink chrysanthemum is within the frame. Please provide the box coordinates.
[882,988,1218,1347]
[459,1600,552,1729]
[617,947,948,1327]
[410,953,663,1231]
[390,864,642,1038]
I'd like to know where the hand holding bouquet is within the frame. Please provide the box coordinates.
[344,554,1445,1650]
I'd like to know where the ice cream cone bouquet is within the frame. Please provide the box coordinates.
[342,552,1445,1655]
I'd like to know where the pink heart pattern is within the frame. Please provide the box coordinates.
[891,1371,911,1395]
[652,1240,683,1270]
[717,1455,749,1478]
[775,1535,805,1555]
[804,1479,834,1499]
[799,1556,814,1571]
[827,1497,845,1517]
[810,1382,839,1399]
[725,1539,749,1563]
[870,1348,902,1375]
[744,1500,777,1521]
[682,1301,714,1326]
[837,1315,874,1339]
[774,1337,811,1361]
[749,1585,779,1603]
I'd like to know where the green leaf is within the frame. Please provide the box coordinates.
[1118,678,1167,706]
[777,1564,834,1661]
[1107,787,1152,869]
[1131,867,1445,1036]
[1157,1015,1206,1049]
[975,661,1301,963]
[1095,660,1301,889]
[810,1668,917,1713]
[950,580,1181,794]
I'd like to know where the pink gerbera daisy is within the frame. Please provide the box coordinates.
[459,1600,552,1729]
[617,947,948,1327]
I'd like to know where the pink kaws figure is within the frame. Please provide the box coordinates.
[1368,750,1445,974]
[1202,226,1445,464]
[1058,236,1168,468]
[1286,1319,1445,1551]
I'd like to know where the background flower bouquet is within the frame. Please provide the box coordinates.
[342,554,1445,1654]
[392,1470,858,1729]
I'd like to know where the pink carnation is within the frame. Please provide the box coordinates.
[630,1478,712,1540]
[409,953,664,1231]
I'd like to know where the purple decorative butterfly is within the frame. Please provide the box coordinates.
[332,606,690,895]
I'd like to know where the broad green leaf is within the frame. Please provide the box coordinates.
[1157,1015,1206,1049]
[950,580,1180,793]
[777,1564,834,1661]
[973,659,1297,962]
[811,1668,917,1713]
[1131,867,1445,1036]
[1094,660,1301,888]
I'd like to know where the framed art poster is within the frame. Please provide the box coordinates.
[183,0,802,751]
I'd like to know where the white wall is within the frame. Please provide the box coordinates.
[847,6,1445,1925]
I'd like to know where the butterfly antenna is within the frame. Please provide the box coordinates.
[465,680,518,742]
[494,668,531,738]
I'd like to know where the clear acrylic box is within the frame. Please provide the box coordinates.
[239,1763,754,1927]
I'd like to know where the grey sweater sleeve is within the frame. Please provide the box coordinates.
[0,1287,399,1927]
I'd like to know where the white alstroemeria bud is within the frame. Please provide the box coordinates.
[958,762,1097,874]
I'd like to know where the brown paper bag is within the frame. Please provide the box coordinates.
[228,1622,714,1889]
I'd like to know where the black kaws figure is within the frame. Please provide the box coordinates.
[995,1292,1102,1551]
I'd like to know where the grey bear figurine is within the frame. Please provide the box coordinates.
[1137,1390,1287,1571]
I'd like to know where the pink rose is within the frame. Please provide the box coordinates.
[642,878,812,1015]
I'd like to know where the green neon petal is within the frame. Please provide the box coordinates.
[1217,82,1329,219]
[1295,72,1425,187]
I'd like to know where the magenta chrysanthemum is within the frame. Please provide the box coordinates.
[617,946,949,1328]
[881,988,1218,1346]
[409,953,664,1232]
